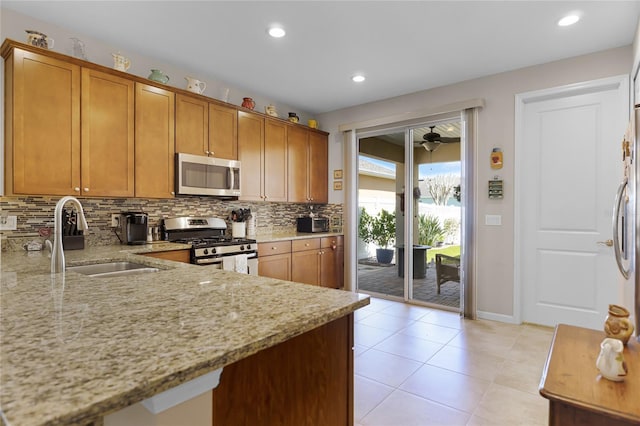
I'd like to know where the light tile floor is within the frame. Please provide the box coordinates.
[354,297,554,426]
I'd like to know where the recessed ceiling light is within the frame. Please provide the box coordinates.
[268,26,286,38]
[558,14,580,27]
[352,75,365,83]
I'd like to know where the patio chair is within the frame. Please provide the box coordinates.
[435,254,460,294]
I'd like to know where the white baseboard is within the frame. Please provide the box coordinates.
[477,310,520,324]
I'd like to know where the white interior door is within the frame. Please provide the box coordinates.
[518,76,629,329]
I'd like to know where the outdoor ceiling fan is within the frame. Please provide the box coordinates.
[420,126,461,152]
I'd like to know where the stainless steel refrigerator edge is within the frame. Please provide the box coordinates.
[634,103,640,341]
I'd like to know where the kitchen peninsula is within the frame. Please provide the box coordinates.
[0,244,368,425]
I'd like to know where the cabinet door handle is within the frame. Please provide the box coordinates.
[271,246,277,250]
[205,150,210,155]
[83,187,89,192]
[74,187,80,192]
[171,191,175,195]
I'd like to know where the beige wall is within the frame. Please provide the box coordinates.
[320,46,632,318]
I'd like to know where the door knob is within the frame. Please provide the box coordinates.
[597,239,614,247]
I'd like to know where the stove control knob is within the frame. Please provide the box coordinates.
[203,249,209,255]
[240,245,245,251]
[212,248,217,254]
[246,244,251,250]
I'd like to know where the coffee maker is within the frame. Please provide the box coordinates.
[117,212,148,245]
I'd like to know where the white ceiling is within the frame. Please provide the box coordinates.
[4,1,640,114]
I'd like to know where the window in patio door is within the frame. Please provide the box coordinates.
[409,122,462,311]
[356,122,462,312]
[357,131,404,301]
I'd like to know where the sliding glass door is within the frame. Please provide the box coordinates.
[356,121,463,312]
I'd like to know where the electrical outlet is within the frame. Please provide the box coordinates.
[111,214,120,228]
[0,215,17,231]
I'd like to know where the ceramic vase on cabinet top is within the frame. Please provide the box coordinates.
[242,97,255,110]
[148,69,169,84]
[265,104,278,117]
[288,112,299,123]
[604,304,635,344]
[25,30,54,49]
[185,77,206,94]
[112,53,130,72]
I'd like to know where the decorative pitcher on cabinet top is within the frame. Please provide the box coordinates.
[242,97,255,110]
[148,69,169,84]
[185,77,206,94]
[112,53,130,72]
[25,30,54,49]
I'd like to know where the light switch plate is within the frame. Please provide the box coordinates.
[485,214,502,226]
[0,216,17,231]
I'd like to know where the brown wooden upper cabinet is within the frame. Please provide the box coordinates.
[81,69,135,197]
[175,93,237,160]
[287,127,328,203]
[3,47,135,197]
[4,48,80,196]
[135,83,175,198]
[237,112,288,202]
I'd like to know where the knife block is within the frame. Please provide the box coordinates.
[62,234,84,250]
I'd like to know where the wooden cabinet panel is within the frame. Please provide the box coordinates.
[209,103,238,160]
[7,48,80,195]
[292,238,321,252]
[175,93,209,156]
[263,119,288,201]
[81,68,134,197]
[321,236,344,289]
[291,249,320,285]
[212,315,353,426]
[135,83,175,198]
[287,126,309,203]
[287,128,328,203]
[308,132,328,203]
[237,111,264,201]
[141,249,191,263]
[258,241,291,257]
[258,253,291,281]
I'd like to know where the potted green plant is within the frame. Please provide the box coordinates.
[371,209,396,264]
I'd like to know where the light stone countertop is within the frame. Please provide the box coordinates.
[255,231,343,243]
[0,243,368,426]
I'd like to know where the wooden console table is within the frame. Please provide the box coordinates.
[539,324,640,425]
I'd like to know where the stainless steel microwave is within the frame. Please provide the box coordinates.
[175,153,241,197]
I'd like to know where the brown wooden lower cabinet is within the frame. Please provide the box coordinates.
[259,236,344,289]
[140,249,191,263]
[212,314,354,426]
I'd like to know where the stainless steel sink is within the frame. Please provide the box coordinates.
[67,261,160,278]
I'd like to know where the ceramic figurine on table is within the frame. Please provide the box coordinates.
[604,304,635,344]
[596,338,627,382]
[148,69,169,84]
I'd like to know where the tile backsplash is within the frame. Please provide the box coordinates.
[0,196,342,252]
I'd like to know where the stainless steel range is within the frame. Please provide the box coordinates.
[163,217,258,274]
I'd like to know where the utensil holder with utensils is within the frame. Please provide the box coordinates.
[62,209,84,250]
